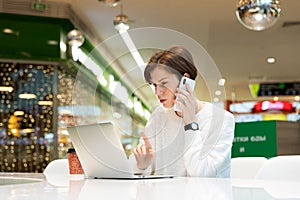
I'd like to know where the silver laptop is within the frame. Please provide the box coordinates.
[67,121,173,180]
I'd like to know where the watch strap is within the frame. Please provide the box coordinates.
[184,122,199,131]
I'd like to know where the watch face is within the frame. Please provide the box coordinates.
[191,123,197,130]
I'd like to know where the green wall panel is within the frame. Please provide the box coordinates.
[0,13,73,61]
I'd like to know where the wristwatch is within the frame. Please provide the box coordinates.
[184,122,199,131]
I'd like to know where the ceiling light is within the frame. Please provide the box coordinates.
[267,57,275,63]
[47,40,58,45]
[67,29,85,47]
[236,0,281,31]
[218,78,226,86]
[127,99,134,109]
[113,112,122,119]
[215,90,222,96]
[113,2,130,32]
[98,0,120,7]
[60,41,67,52]
[213,97,219,102]
[113,14,130,31]
[3,28,14,34]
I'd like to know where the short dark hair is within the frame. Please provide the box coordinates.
[144,46,198,84]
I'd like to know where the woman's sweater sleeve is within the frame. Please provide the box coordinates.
[130,107,160,175]
[183,108,235,177]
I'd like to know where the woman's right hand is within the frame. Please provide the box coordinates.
[133,132,154,170]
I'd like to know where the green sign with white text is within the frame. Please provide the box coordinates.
[232,121,277,158]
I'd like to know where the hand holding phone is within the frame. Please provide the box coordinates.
[174,77,195,112]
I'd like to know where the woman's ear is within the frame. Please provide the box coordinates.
[183,73,191,78]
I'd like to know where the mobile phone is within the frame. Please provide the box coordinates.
[174,76,195,112]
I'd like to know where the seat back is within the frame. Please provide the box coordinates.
[43,159,70,186]
[231,157,268,179]
[43,159,69,177]
[255,155,300,181]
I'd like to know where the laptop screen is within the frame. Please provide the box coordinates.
[67,122,134,179]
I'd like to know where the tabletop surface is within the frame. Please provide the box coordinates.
[0,173,300,200]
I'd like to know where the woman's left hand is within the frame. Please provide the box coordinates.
[174,84,198,125]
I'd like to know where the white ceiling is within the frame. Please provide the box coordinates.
[52,0,300,109]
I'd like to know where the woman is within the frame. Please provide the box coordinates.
[133,46,235,177]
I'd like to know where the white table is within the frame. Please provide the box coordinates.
[0,173,299,200]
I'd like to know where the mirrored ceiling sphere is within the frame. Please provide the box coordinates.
[67,29,85,47]
[236,0,281,31]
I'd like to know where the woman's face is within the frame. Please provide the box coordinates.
[150,67,180,108]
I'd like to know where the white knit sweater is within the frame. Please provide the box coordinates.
[131,102,235,178]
